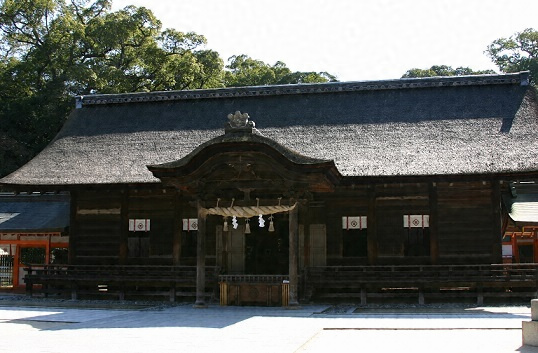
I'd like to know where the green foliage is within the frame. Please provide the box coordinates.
[20,247,46,265]
[402,65,495,78]
[0,0,224,177]
[51,248,68,264]
[486,28,538,84]
[224,54,337,87]
[0,1,337,179]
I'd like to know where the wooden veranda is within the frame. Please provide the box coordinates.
[24,263,538,305]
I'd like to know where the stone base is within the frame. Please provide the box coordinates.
[523,321,538,346]
[285,303,301,310]
[532,299,538,321]
[193,300,208,309]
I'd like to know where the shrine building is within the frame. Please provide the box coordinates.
[1,72,538,305]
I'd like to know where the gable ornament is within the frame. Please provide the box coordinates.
[226,111,255,131]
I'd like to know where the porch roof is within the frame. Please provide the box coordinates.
[503,181,538,224]
[0,193,70,232]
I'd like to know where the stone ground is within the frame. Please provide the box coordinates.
[1,295,538,353]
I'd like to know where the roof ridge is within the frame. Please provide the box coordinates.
[76,72,529,108]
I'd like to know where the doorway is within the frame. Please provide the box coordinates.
[17,246,47,287]
[0,253,13,288]
[245,216,289,275]
[217,214,290,275]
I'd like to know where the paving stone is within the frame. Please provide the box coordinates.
[0,304,535,353]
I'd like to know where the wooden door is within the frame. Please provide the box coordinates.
[216,225,224,268]
[227,226,245,273]
[310,224,326,267]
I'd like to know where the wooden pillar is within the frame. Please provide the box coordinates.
[367,188,378,265]
[221,223,228,272]
[288,203,300,307]
[45,236,51,265]
[172,193,182,266]
[429,182,439,264]
[534,230,538,264]
[119,190,129,265]
[68,191,78,265]
[13,244,20,288]
[491,180,503,264]
[194,200,208,308]
[511,231,517,263]
[301,203,311,269]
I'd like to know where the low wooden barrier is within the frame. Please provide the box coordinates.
[24,265,219,302]
[24,264,538,305]
[219,275,289,306]
[304,264,538,304]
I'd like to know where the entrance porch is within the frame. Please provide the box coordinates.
[147,113,339,307]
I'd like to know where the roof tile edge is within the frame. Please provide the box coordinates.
[75,72,529,108]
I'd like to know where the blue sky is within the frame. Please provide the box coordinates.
[112,0,538,81]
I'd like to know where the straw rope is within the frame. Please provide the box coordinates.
[205,203,297,218]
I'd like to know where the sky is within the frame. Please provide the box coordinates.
[111,0,538,82]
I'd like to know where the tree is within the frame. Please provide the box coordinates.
[402,65,495,78]
[0,1,337,178]
[224,54,337,87]
[486,28,538,84]
[0,0,224,177]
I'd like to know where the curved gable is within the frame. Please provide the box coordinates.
[148,114,340,194]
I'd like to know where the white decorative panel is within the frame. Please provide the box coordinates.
[502,244,513,257]
[403,215,430,228]
[129,219,151,232]
[342,216,367,230]
[182,218,198,231]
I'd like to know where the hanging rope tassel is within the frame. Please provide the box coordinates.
[268,215,274,232]
[223,217,228,232]
[232,215,238,229]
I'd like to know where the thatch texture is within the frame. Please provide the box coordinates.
[1,72,537,186]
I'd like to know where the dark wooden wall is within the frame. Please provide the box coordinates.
[324,189,369,266]
[71,187,220,266]
[72,187,177,265]
[69,179,505,267]
[125,188,176,264]
[374,183,429,264]
[72,190,122,264]
[436,181,501,264]
[314,180,503,266]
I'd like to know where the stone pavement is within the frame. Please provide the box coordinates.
[0,302,537,353]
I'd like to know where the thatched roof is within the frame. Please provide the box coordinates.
[0,193,69,232]
[1,72,537,186]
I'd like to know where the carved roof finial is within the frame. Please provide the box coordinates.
[225,111,256,133]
